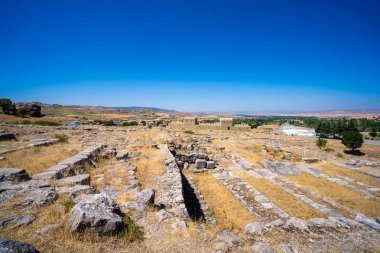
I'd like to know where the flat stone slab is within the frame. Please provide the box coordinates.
[56,174,90,187]
[0,214,36,230]
[0,168,30,182]
[57,185,99,198]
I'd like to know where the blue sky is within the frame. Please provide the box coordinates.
[1,0,379,112]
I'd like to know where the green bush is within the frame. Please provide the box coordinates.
[102,120,115,126]
[336,153,344,158]
[118,216,143,241]
[20,120,32,125]
[316,138,328,149]
[33,120,61,126]
[53,134,68,143]
[254,145,263,152]
[61,198,76,212]
[183,130,195,135]
[122,121,138,126]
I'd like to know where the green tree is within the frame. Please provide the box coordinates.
[17,107,29,118]
[0,98,16,115]
[316,138,328,149]
[369,130,377,139]
[341,131,363,151]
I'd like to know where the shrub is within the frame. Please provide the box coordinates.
[118,216,143,241]
[53,134,68,143]
[369,130,378,139]
[316,138,328,149]
[33,120,61,126]
[20,120,32,125]
[102,120,115,126]
[183,130,195,135]
[254,145,263,152]
[122,121,138,127]
[336,153,344,158]
[324,147,335,152]
[61,197,76,212]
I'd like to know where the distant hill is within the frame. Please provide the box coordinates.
[241,109,380,118]
[110,106,176,112]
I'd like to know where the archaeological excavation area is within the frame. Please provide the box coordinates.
[0,122,380,253]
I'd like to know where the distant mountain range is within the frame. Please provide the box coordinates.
[109,106,176,112]
[235,109,380,117]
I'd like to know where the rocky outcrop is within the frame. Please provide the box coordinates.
[67,192,124,235]
[0,240,40,253]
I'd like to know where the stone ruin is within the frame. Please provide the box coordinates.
[169,117,251,131]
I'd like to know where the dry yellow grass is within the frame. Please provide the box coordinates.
[0,143,79,175]
[213,139,264,164]
[316,163,380,188]
[191,172,255,232]
[132,146,166,189]
[285,173,380,218]
[235,171,326,219]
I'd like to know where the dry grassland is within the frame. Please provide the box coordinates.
[0,143,79,175]
[212,139,265,164]
[235,171,326,219]
[191,172,255,232]
[316,163,380,188]
[285,173,380,218]
[132,147,166,189]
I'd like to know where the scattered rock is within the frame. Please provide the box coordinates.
[0,168,30,182]
[216,230,244,248]
[252,242,276,253]
[284,217,308,231]
[244,221,266,235]
[122,201,146,211]
[171,220,187,230]
[156,209,173,221]
[135,189,155,205]
[67,192,124,235]
[0,214,36,230]
[0,239,40,253]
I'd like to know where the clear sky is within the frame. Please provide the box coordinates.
[1,0,379,112]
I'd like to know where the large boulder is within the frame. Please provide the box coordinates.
[0,169,30,182]
[0,240,40,253]
[67,192,124,235]
[283,217,308,231]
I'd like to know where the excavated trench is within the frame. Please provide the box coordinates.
[180,171,204,221]
[169,146,206,221]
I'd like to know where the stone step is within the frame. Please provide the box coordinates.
[55,174,90,187]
